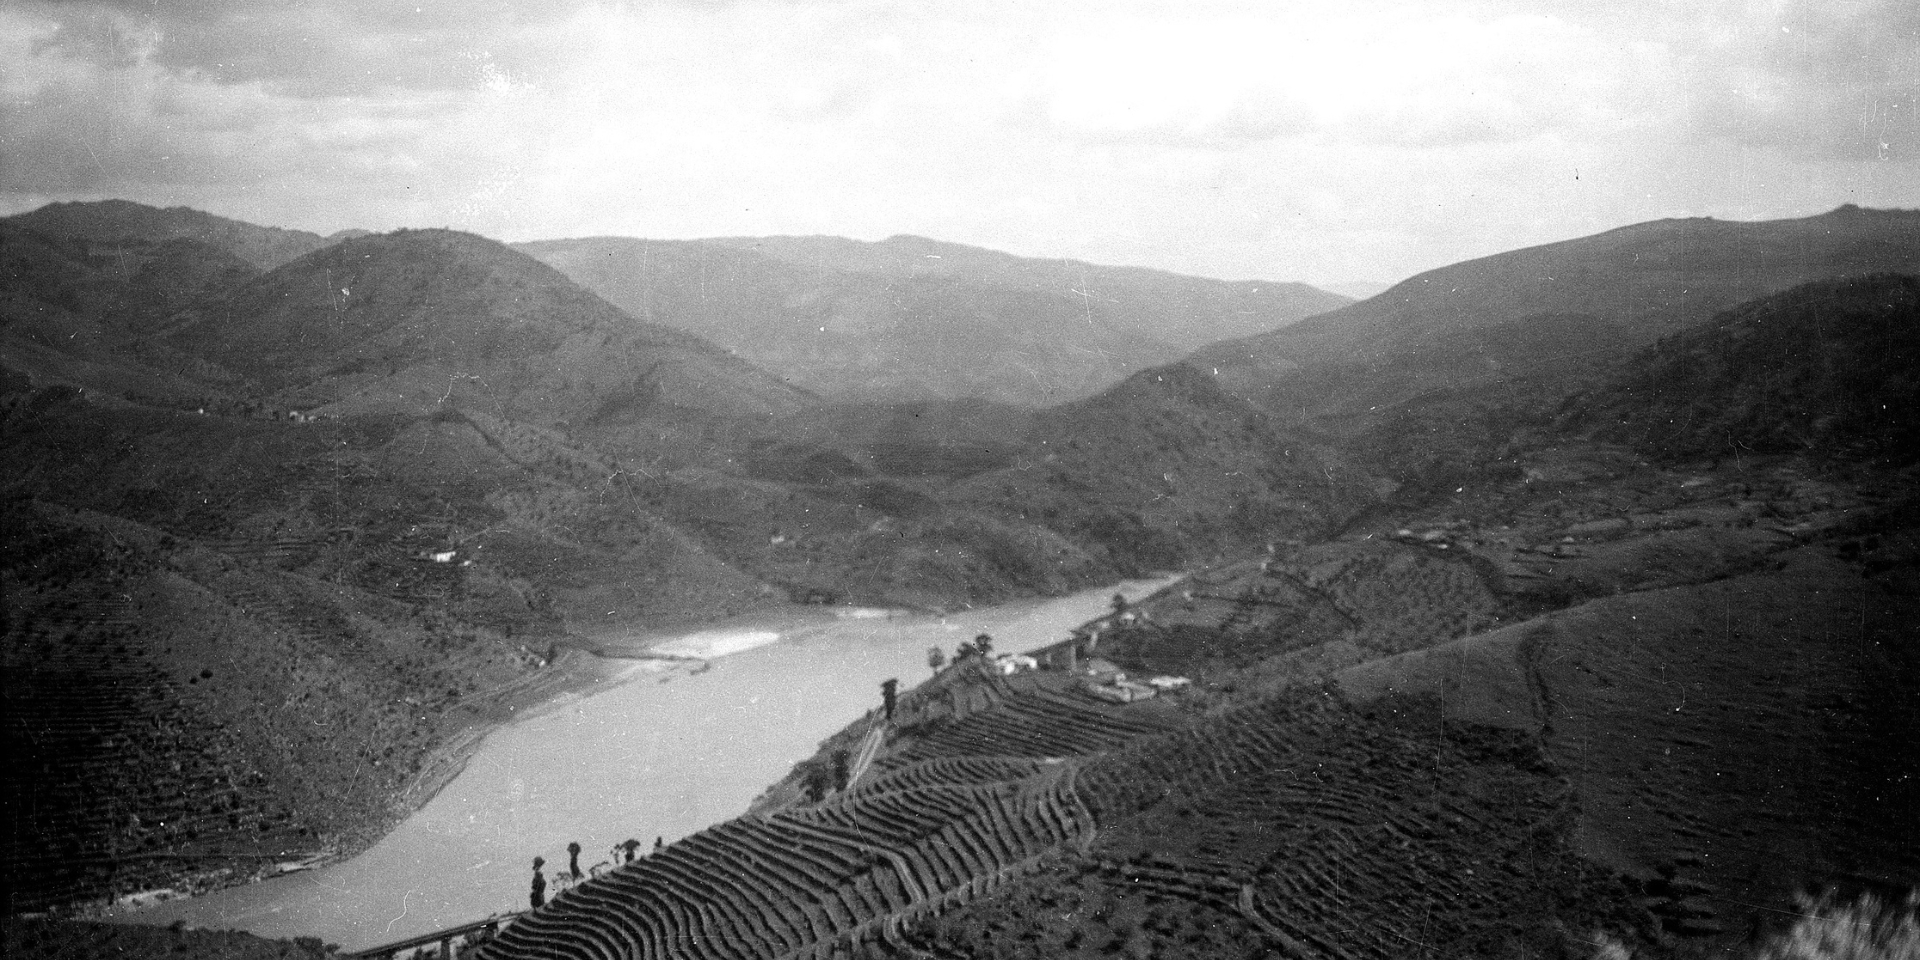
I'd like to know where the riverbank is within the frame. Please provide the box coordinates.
[105,578,1179,949]
[78,646,649,924]
[88,612,855,922]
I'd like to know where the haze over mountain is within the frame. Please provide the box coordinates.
[519,234,1348,406]
[1318,280,1391,300]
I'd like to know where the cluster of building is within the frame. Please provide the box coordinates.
[1002,607,1188,703]
[1081,664,1189,704]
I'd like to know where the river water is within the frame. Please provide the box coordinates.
[116,578,1174,950]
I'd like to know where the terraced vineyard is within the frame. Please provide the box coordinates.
[465,590,1625,960]
[1095,541,1501,679]
[2,580,304,913]
[0,500,549,915]
[899,693,1632,960]
[877,672,1173,771]
[473,757,1095,960]
[465,666,1193,960]
[1110,697,1607,952]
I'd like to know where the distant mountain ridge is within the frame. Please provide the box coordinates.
[159,228,810,422]
[519,234,1349,406]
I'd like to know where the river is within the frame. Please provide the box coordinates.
[114,577,1176,950]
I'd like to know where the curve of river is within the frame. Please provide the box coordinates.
[115,577,1176,950]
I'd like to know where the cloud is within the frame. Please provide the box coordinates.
[1033,8,1650,150]
[22,0,591,97]
[1,0,1914,287]
[0,9,472,194]
[1680,0,1920,160]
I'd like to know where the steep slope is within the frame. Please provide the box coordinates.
[107,238,263,330]
[944,363,1375,571]
[4,199,334,270]
[1336,547,1920,947]
[1565,272,1920,464]
[519,234,1348,406]
[160,229,811,423]
[0,222,237,404]
[1192,205,1920,423]
[0,222,123,319]
[879,445,1916,959]
[0,219,263,331]
[0,391,590,915]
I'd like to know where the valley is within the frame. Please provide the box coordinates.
[2,201,1917,960]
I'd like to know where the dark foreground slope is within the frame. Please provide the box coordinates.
[520,234,1348,406]
[2,917,331,960]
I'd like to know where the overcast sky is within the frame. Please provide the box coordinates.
[1,0,1914,285]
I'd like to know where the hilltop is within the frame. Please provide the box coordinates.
[5,200,335,270]
[1192,205,1920,425]
[156,228,809,424]
[943,363,1369,571]
[519,234,1348,406]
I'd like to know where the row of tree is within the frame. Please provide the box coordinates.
[926,632,996,675]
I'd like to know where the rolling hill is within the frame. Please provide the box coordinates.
[4,199,337,271]
[0,221,253,405]
[942,363,1372,571]
[155,229,812,424]
[518,234,1349,406]
[1192,205,1920,425]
